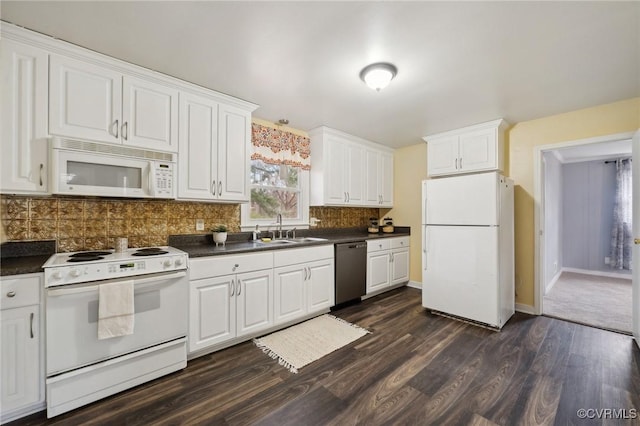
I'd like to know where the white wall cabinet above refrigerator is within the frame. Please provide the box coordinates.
[423,119,508,177]
[49,55,179,152]
[309,126,394,208]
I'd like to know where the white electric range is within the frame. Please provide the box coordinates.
[42,246,189,418]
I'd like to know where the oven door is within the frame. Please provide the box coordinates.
[46,270,187,376]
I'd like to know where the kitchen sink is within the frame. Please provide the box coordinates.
[258,239,297,245]
[288,237,329,243]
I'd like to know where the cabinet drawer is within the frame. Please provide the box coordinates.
[0,274,42,310]
[273,245,334,268]
[367,239,390,253]
[390,237,410,249]
[189,253,273,280]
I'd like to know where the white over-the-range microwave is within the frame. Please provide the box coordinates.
[50,137,176,198]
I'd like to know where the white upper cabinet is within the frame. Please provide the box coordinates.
[122,76,178,151]
[50,55,178,152]
[309,126,394,207]
[217,104,250,202]
[178,94,250,202]
[178,93,219,201]
[424,119,508,177]
[1,40,49,194]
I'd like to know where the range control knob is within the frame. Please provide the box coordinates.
[69,269,81,278]
[163,259,172,268]
[51,271,63,280]
[175,258,184,267]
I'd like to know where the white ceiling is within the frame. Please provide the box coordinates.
[2,1,639,149]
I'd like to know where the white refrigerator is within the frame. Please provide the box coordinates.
[421,171,514,328]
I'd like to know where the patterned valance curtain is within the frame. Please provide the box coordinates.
[251,123,311,170]
[610,158,632,270]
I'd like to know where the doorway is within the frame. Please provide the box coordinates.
[535,133,634,334]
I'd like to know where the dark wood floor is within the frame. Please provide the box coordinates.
[10,287,640,426]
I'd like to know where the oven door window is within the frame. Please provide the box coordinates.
[67,161,142,189]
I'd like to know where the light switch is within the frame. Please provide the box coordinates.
[196,219,204,231]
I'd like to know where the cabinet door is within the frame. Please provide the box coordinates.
[391,248,410,285]
[426,136,459,177]
[188,276,236,353]
[217,104,250,201]
[379,151,394,207]
[122,76,178,152]
[236,269,273,337]
[49,55,121,144]
[364,149,380,205]
[1,305,40,414]
[178,93,218,200]
[273,265,306,325]
[1,40,49,193]
[307,259,335,313]
[346,143,365,205]
[325,137,347,205]
[458,128,497,173]
[367,251,391,294]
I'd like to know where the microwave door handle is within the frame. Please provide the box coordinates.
[47,271,187,296]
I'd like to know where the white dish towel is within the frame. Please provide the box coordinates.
[98,280,134,340]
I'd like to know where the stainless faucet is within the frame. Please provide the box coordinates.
[276,213,283,239]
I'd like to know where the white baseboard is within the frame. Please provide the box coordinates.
[515,303,536,315]
[544,270,563,295]
[407,280,421,289]
[562,267,632,280]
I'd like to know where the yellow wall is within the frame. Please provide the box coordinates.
[388,143,428,283]
[509,97,640,307]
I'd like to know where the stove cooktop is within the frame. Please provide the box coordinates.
[43,246,189,287]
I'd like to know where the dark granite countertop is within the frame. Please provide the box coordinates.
[169,227,410,259]
[0,228,412,275]
[1,240,56,276]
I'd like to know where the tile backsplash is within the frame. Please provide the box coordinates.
[0,195,379,252]
[1,195,240,252]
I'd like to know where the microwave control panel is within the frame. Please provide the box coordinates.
[153,162,175,197]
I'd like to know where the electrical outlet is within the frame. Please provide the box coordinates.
[605,256,610,265]
[195,219,204,231]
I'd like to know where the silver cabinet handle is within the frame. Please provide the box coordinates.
[347,192,350,202]
[232,263,239,272]
[218,181,222,197]
[30,312,34,339]
[113,119,119,139]
[6,291,16,298]
[455,158,458,169]
[122,121,128,141]
[460,157,463,168]
[344,192,347,202]
[303,267,307,281]
[39,163,44,186]
[230,279,235,297]
[237,280,241,296]
[211,180,217,195]
[308,267,311,280]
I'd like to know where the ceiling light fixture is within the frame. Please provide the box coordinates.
[359,62,398,91]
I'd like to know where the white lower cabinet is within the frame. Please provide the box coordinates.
[188,245,335,357]
[366,237,410,295]
[273,246,335,326]
[0,274,45,424]
[188,253,273,354]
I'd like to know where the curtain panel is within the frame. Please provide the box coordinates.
[610,158,632,270]
[251,123,311,170]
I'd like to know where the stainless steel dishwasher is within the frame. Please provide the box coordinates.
[334,242,367,305]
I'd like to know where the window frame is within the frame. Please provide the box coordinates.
[240,163,310,232]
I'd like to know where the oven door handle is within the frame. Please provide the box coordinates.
[47,271,187,297]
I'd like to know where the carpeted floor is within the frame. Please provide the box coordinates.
[543,271,632,334]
